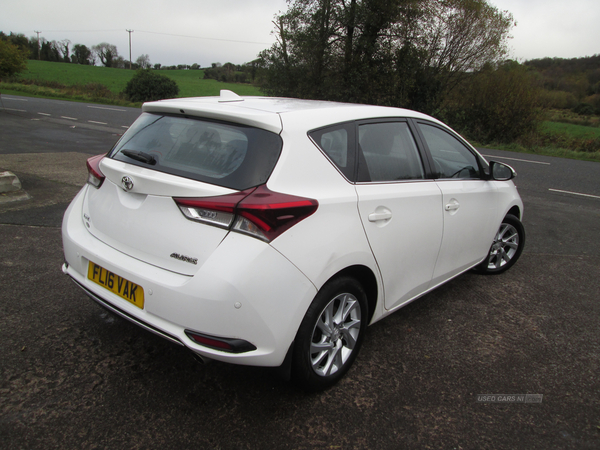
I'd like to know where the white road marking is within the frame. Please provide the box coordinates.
[88,106,127,112]
[3,108,26,112]
[549,189,600,199]
[88,120,108,125]
[1,97,28,101]
[121,126,129,129]
[482,155,551,165]
[61,116,78,120]
[38,112,51,116]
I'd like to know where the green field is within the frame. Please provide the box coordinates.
[12,60,262,98]
[541,121,600,139]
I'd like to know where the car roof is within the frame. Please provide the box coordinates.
[142,90,442,134]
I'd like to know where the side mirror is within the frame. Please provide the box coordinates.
[489,161,516,181]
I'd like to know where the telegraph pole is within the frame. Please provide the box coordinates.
[34,31,41,60]
[126,29,133,69]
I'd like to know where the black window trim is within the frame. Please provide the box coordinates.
[410,118,490,181]
[307,120,357,183]
[309,117,439,185]
[355,118,433,183]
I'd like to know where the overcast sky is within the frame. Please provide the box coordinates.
[2,0,599,67]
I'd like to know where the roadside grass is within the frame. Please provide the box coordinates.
[477,141,600,163]
[3,60,262,102]
[476,121,600,163]
[0,81,139,107]
[544,108,600,128]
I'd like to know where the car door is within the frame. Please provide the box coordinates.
[354,120,443,311]
[414,121,500,286]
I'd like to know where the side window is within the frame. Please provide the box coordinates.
[358,122,424,182]
[418,123,480,179]
[309,124,355,180]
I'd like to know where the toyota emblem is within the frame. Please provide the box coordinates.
[121,176,134,191]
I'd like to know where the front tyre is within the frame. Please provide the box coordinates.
[475,214,525,274]
[292,276,368,391]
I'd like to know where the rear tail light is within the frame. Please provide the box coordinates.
[86,154,106,188]
[174,185,318,242]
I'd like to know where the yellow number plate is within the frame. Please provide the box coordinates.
[87,261,145,309]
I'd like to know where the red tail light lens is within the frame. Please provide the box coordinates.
[86,154,106,188]
[234,185,319,241]
[174,185,318,242]
[175,188,255,229]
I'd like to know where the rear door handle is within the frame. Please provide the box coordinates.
[368,211,392,222]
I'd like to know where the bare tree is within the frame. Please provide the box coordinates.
[58,39,71,62]
[259,0,514,113]
[136,54,151,69]
[419,0,514,91]
[92,42,118,67]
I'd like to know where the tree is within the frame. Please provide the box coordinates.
[28,36,40,60]
[4,33,31,57]
[0,38,28,77]
[58,39,71,62]
[444,61,540,143]
[112,55,126,69]
[123,69,179,102]
[72,44,93,65]
[136,54,151,69]
[92,42,118,67]
[258,0,514,115]
[39,40,60,62]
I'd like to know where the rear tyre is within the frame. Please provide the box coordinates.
[291,276,368,391]
[475,214,525,274]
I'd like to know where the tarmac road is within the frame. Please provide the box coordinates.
[1,96,599,449]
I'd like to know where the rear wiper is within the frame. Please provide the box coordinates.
[121,150,157,165]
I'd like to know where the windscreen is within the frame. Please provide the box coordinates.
[110,113,282,190]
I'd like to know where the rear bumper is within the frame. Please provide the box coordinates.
[65,271,185,347]
[62,187,317,367]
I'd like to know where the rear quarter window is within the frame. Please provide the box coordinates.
[110,113,282,190]
[309,122,356,180]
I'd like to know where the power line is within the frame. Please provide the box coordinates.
[40,29,123,33]
[134,30,271,45]
[30,29,272,45]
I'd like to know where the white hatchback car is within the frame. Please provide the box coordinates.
[62,91,524,390]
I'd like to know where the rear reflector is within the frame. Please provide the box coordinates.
[86,154,106,188]
[185,330,257,353]
[174,185,318,242]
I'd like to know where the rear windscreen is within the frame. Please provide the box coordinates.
[109,113,282,190]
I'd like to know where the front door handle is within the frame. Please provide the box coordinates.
[445,199,460,211]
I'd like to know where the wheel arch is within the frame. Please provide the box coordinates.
[328,265,379,324]
[507,205,522,220]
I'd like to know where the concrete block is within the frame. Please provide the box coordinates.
[0,171,22,193]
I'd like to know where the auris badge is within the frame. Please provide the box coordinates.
[121,176,134,191]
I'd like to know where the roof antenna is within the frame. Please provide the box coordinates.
[219,90,244,103]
